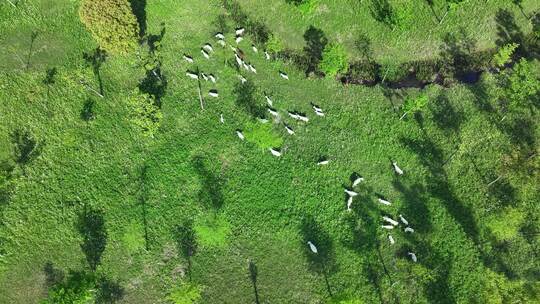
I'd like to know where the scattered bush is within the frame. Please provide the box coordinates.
[487,207,524,241]
[266,34,284,54]
[319,43,349,78]
[369,0,396,28]
[401,94,429,119]
[194,213,231,248]
[167,283,202,304]
[79,0,140,55]
[244,121,283,149]
[126,89,162,138]
[492,43,519,68]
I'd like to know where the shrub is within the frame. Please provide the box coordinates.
[79,0,140,55]
[319,43,349,78]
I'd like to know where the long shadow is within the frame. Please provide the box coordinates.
[0,160,15,208]
[232,80,266,119]
[299,216,336,297]
[303,26,328,76]
[83,48,107,96]
[138,164,150,250]
[25,31,38,70]
[129,0,147,37]
[77,206,107,271]
[43,67,57,95]
[174,219,197,281]
[247,259,260,304]
[191,156,224,210]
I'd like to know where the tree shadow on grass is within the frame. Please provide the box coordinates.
[192,156,224,210]
[174,219,197,280]
[495,9,525,52]
[77,207,107,271]
[247,259,260,304]
[299,216,336,297]
[80,99,96,122]
[439,28,478,82]
[96,277,124,304]
[391,179,432,234]
[399,136,480,244]
[129,0,147,37]
[83,48,107,97]
[0,160,15,208]
[429,92,465,134]
[303,26,328,76]
[10,129,42,171]
[43,261,65,288]
[232,80,265,119]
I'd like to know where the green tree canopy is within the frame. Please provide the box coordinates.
[79,0,140,55]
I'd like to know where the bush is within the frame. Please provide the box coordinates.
[79,0,140,55]
[266,34,284,54]
[319,43,349,78]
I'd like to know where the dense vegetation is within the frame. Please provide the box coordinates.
[0,0,539,303]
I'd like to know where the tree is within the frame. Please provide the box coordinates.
[492,43,519,68]
[79,0,140,54]
[319,43,349,78]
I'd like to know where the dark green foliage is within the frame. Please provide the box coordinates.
[77,208,107,271]
[80,99,96,121]
[232,80,265,119]
[79,0,140,54]
[369,0,396,28]
[346,61,379,83]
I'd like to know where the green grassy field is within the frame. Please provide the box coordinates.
[0,0,539,303]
